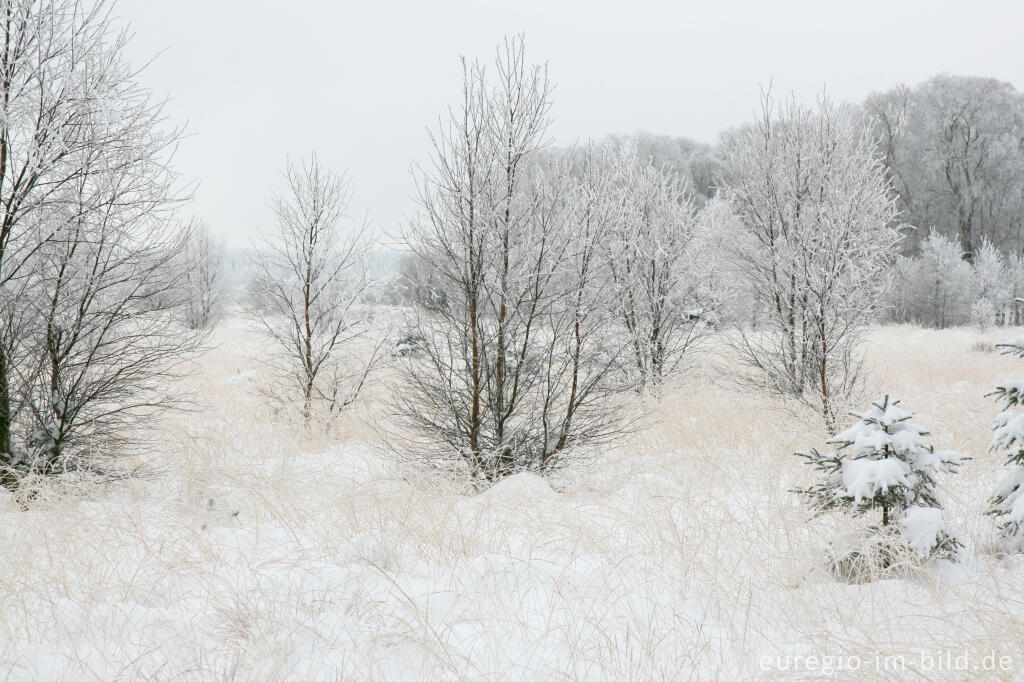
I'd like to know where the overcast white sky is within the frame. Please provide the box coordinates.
[116,0,1024,246]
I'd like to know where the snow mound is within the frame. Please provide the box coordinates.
[898,506,947,559]
[477,471,557,503]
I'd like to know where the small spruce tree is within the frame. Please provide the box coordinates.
[797,395,967,562]
[987,336,1024,552]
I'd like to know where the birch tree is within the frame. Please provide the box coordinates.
[181,220,225,330]
[394,37,629,482]
[602,146,719,390]
[20,181,195,481]
[722,93,904,432]
[0,0,195,486]
[247,155,378,425]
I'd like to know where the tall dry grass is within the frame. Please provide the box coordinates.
[2,319,1024,680]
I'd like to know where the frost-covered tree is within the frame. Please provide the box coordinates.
[1008,254,1024,326]
[986,338,1024,552]
[722,93,904,431]
[864,75,1024,258]
[798,396,967,561]
[394,251,447,313]
[970,239,1011,328]
[181,220,226,330]
[0,0,196,487]
[887,230,975,327]
[247,154,379,425]
[602,146,720,390]
[886,232,1014,328]
[395,37,630,482]
[16,185,195,484]
[602,133,720,206]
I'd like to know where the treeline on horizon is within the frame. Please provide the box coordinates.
[593,74,1024,261]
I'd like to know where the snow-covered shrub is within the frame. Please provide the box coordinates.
[389,330,427,358]
[987,338,1024,552]
[887,231,974,327]
[797,396,968,577]
[971,341,997,354]
[887,234,1016,328]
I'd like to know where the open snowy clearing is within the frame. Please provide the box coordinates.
[2,321,1024,681]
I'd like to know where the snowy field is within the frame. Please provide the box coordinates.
[2,319,1024,681]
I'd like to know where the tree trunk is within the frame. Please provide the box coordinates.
[819,307,833,434]
[0,345,14,489]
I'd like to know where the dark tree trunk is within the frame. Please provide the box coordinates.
[0,345,15,489]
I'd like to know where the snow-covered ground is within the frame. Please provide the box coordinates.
[3,322,1024,680]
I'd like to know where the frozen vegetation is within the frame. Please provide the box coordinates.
[1,2,1023,680]
[2,321,1024,680]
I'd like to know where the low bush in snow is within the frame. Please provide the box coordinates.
[796,395,968,580]
[986,337,1024,553]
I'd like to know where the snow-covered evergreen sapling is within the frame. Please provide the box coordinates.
[797,396,968,561]
[987,336,1024,552]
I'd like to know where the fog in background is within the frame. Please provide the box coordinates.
[117,0,1024,246]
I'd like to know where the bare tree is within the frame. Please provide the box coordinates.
[0,0,195,486]
[601,145,720,391]
[181,220,226,329]
[247,154,378,425]
[21,182,196,481]
[394,250,447,313]
[602,133,721,206]
[864,76,1024,259]
[861,85,917,246]
[722,93,904,432]
[394,36,630,482]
